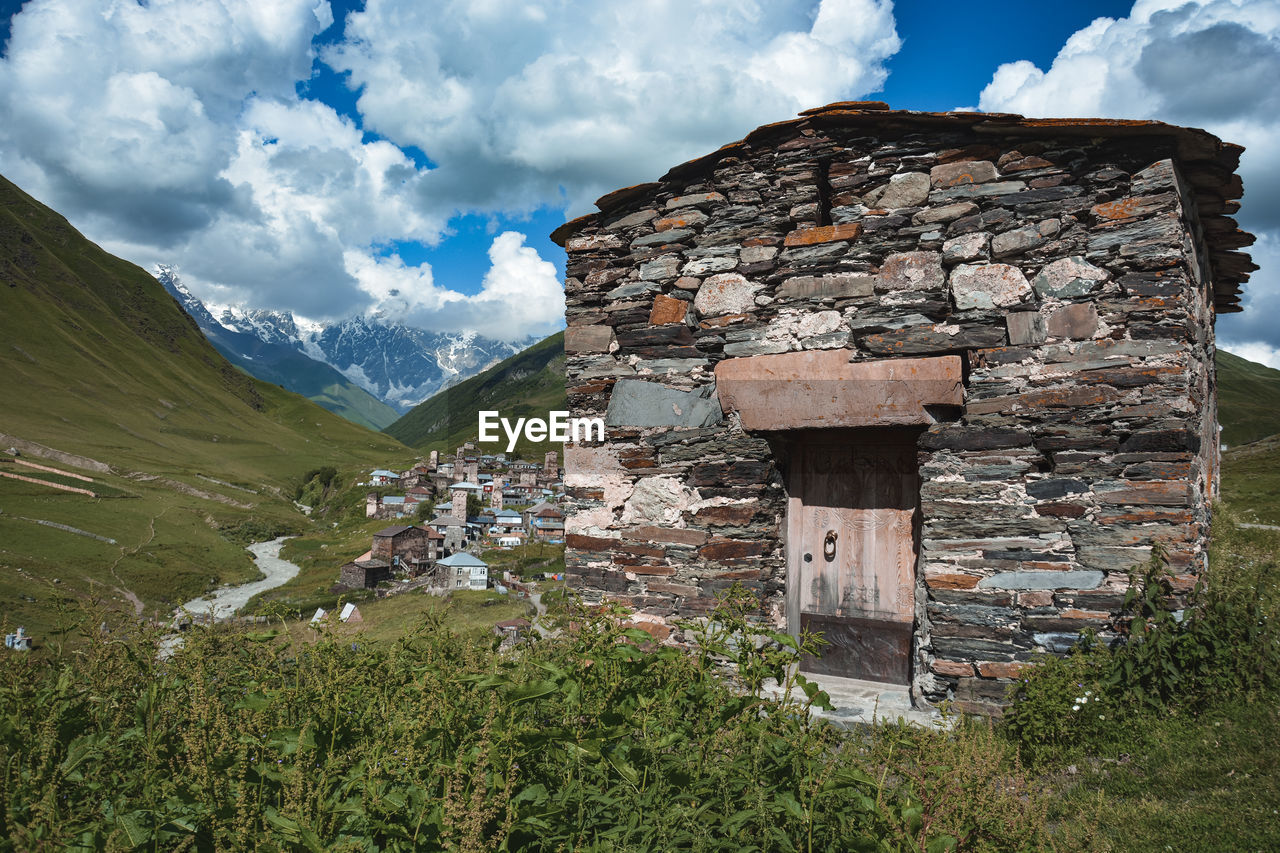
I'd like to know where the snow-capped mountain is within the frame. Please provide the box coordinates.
[158,267,524,414]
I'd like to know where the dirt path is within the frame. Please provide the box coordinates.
[177,537,299,620]
[108,509,166,618]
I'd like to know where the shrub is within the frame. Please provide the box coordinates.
[1003,512,1280,766]
[0,592,1050,851]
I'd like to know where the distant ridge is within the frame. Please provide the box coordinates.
[1218,349,1280,447]
[384,331,566,458]
[157,267,400,430]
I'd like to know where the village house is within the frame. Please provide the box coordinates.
[434,551,490,591]
[371,524,442,575]
[369,469,400,487]
[338,556,392,589]
[553,102,1252,714]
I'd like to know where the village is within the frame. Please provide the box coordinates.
[333,444,566,602]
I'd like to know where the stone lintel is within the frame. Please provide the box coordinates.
[714,351,963,431]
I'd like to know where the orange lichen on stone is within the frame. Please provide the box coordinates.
[783,222,863,247]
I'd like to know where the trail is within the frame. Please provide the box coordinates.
[108,508,166,618]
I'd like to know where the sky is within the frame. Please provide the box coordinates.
[0,0,1276,359]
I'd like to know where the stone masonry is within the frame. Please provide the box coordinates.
[553,103,1254,714]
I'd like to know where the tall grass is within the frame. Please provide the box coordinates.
[0,595,1046,851]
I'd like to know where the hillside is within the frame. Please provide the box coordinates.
[158,269,399,430]
[0,174,410,636]
[1217,349,1280,448]
[384,330,566,458]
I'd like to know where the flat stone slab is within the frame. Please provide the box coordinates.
[604,379,723,428]
[977,570,1104,590]
[764,674,946,730]
[715,351,963,431]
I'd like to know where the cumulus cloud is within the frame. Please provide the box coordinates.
[1,0,901,335]
[325,0,901,216]
[976,0,1280,353]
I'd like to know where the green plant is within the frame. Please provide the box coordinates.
[1000,645,1119,768]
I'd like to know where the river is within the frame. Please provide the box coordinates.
[176,536,299,620]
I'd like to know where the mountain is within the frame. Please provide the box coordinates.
[157,267,400,430]
[0,173,409,637]
[385,331,566,459]
[166,280,525,414]
[1217,349,1280,448]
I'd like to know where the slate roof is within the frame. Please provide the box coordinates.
[552,101,1254,312]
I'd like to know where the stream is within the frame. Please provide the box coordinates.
[176,536,299,620]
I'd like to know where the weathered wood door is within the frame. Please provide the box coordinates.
[787,432,919,684]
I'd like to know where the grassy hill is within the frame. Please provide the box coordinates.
[384,330,566,459]
[1217,349,1280,448]
[0,174,410,637]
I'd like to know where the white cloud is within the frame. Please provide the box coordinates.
[976,0,1280,351]
[326,0,901,215]
[379,230,565,343]
[1,0,902,336]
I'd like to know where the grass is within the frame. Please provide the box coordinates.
[1047,702,1280,851]
[383,330,566,458]
[1220,434,1280,525]
[292,588,534,645]
[0,174,410,640]
[1217,349,1280,448]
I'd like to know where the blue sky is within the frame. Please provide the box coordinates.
[1,1,1276,359]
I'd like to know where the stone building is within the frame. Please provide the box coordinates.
[553,102,1253,713]
[371,524,440,573]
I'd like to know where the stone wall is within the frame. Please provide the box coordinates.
[556,105,1251,713]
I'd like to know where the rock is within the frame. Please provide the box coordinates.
[631,228,694,248]
[950,263,1032,309]
[930,160,999,187]
[621,476,699,525]
[604,379,722,428]
[740,245,778,264]
[639,255,682,281]
[681,256,737,276]
[1006,311,1046,345]
[796,311,842,338]
[606,208,658,229]
[778,273,875,300]
[977,571,1104,591]
[942,232,990,264]
[783,223,863,247]
[878,251,945,291]
[666,192,726,210]
[991,219,1060,257]
[865,172,930,208]
[566,233,624,252]
[565,325,617,353]
[655,209,709,231]
[649,294,688,326]
[722,338,791,357]
[607,281,658,300]
[1046,302,1099,340]
[1032,256,1110,298]
[913,201,978,225]
[933,180,1026,201]
[694,273,761,316]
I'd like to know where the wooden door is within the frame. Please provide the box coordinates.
[787,433,919,684]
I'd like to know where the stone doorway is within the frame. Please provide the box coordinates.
[784,429,920,684]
